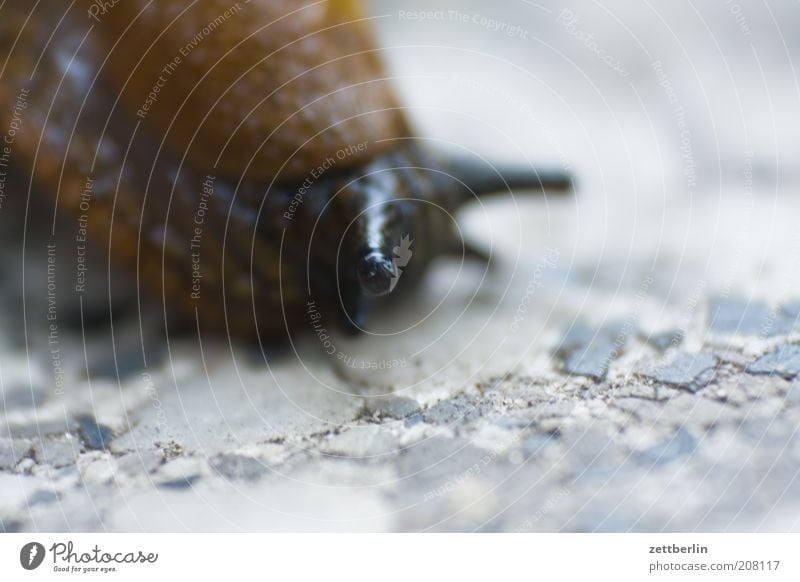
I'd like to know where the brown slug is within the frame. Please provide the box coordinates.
[0,0,570,340]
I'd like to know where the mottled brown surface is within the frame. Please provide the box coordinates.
[95,0,409,181]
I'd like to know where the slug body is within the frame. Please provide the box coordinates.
[0,0,569,340]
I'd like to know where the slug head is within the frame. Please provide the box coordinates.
[330,164,435,331]
[306,147,571,334]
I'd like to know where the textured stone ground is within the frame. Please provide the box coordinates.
[2,0,800,532]
[2,282,800,532]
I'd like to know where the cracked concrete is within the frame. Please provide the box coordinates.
[1,301,797,532]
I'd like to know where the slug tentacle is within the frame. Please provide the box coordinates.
[443,158,573,203]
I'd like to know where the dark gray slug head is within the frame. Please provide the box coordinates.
[307,146,572,333]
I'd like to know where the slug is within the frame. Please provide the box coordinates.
[0,0,569,340]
